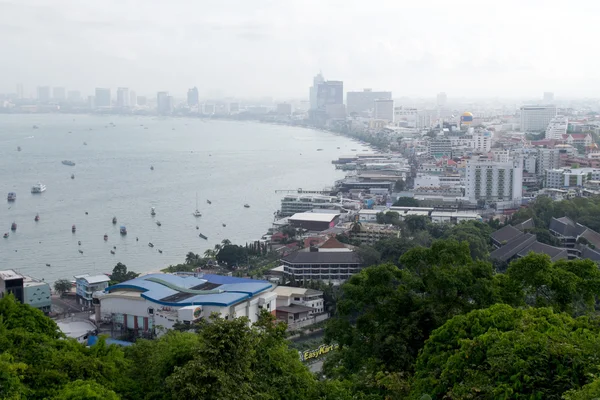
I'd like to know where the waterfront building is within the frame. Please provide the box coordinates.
[281,237,362,285]
[75,274,110,308]
[116,87,129,107]
[67,90,81,102]
[203,104,215,114]
[53,87,66,101]
[288,212,340,231]
[520,105,556,132]
[545,116,568,139]
[157,91,171,115]
[374,99,394,122]
[37,86,51,102]
[129,90,137,107]
[187,87,199,108]
[280,195,339,217]
[0,270,51,313]
[346,89,392,116]
[316,81,344,116]
[464,156,523,204]
[309,72,325,110]
[95,88,111,108]
[94,273,277,338]
[16,83,24,99]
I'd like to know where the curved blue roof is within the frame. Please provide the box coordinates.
[106,273,272,307]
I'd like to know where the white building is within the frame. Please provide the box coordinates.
[75,274,111,308]
[394,107,432,129]
[536,146,576,177]
[545,168,600,189]
[520,105,557,132]
[116,87,129,107]
[449,131,493,153]
[374,99,394,122]
[465,156,523,204]
[545,116,568,139]
[346,89,392,116]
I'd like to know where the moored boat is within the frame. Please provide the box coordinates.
[112,217,117,224]
[7,192,16,201]
[35,214,39,222]
[104,234,108,241]
[62,160,76,166]
[199,233,208,240]
[3,233,8,238]
[72,225,76,233]
[31,182,46,193]
[120,226,127,235]
[151,207,156,216]
[148,242,154,248]
[244,204,250,208]
[156,221,161,226]
[10,222,16,231]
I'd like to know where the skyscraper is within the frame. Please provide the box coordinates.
[157,92,171,115]
[187,87,199,108]
[16,84,24,99]
[53,87,66,101]
[309,72,325,110]
[95,88,111,107]
[520,105,556,132]
[374,99,394,122]
[346,89,392,116]
[37,86,50,102]
[465,156,523,204]
[116,87,129,107]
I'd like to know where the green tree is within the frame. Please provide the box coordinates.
[404,215,428,233]
[442,220,492,260]
[392,197,419,207]
[355,246,381,267]
[54,279,72,296]
[185,251,199,265]
[0,353,28,400]
[52,380,120,400]
[215,244,248,267]
[110,263,139,284]
[393,179,406,192]
[411,304,600,399]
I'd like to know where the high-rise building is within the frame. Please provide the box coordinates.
[87,96,95,109]
[520,105,556,132]
[465,156,523,204]
[309,72,325,110]
[545,116,568,139]
[53,87,66,101]
[136,96,147,106]
[116,87,129,107]
[187,87,199,108]
[95,88,111,107]
[346,89,392,116]
[203,104,215,114]
[436,92,447,107]
[276,103,292,116]
[129,90,137,107]
[67,91,81,102]
[543,92,554,104]
[37,86,50,102]
[374,99,394,122]
[16,84,24,99]
[157,92,171,114]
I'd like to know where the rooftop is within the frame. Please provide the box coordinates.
[277,304,315,314]
[0,269,23,281]
[289,213,339,222]
[281,251,361,264]
[77,274,111,284]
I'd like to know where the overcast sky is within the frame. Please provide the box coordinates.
[0,0,598,100]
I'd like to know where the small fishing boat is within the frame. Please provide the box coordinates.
[222,223,226,227]
[112,217,117,224]
[317,148,323,151]
[83,142,87,145]
[17,146,21,152]
[3,233,8,238]
[120,226,127,235]
[199,233,208,240]
[78,241,81,246]
[156,221,161,226]
[206,199,212,204]
[148,242,154,248]
[11,222,17,231]
[62,160,76,166]
[136,237,139,241]
[104,234,108,241]
[71,174,75,179]
[113,246,116,249]
[45,263,50,267]
[33,125,38,129]
[72,225,76,233]
[110,250,115,255]
[151,207,156,216]
[244,204,250,208]
[7,192,16,201]
[150,165,154,171]
[35,214,40,222]
[196,226,199,230]
[193,193,201,217]
[78,249,83,254]
[158,249,163,254]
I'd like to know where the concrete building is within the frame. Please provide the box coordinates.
[346,89,392,116]
[75,274,111,308]
[394,107,432,129]
[116,87,129,107]
[349,223,400,245]
[536,146,576,176]
[316,80,344,118]
[95,88,111,108]
[545,168,599,189]
[280,195,339,217]
[0,270,51,313]
[94,273,276,337]
[520,105,556,132]
[53,87,66,101]
[545,116,568,139]
[281,237,362,284]
[374,99,394,122]
[16,83,24,99]
[0,270,24,303]
[87,96,95,109]
[157,92,171,115]
[428,138,452,158]
[37,86,51,102]
[129,90,137,107]
[309,72,325,110]
[136,96,147,106]
[465,157,523,204]
[187,87,199,108]
[288,212,340,231]
[276,103,292,116]
[437,92,447,107]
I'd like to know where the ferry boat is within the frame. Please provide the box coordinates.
[120,226,127,235]
[31,183,46,193]
[112,217,117,224]
[198,233,208,240]
[7,192,16,201]
[34,214,39,222]
[72,225,76,233]
[62,160,76,166]
[11,222,17,231]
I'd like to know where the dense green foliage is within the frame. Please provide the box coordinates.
[392,197,419,207]
[53,279,72,296]
[110,262,139,284]
[512,195,600,232]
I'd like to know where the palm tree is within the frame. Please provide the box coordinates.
[221,239,232,246]
[203,249,216,259]
[351,221,362,233]
[185,251,198,265]
[214,244,222,252]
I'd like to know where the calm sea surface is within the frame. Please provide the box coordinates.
[0,114,369,284]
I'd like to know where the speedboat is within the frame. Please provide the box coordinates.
[31,182,46,193]
[104,234,108,241]
[35,214,39,222]
[120,226,127,235]
[244,204,250,208]
[206,199,212,204]
[222,223,226,227]
[7,192,16,201]
[156,221,161,226]
[62,160,76,166]
[72,225,76,233]
[199,233,208,240]
[151,207,156,216]
[148,242,154,248]
[112,217,117,224]
[10,222,16,231]
[193,210,202,217]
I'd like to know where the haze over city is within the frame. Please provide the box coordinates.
[1,0,599,99]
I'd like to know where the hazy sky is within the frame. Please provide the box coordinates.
[0,0,598,99]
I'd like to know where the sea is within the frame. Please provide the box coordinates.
[0,114,370,284]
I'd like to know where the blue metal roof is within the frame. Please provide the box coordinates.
[106,273,272,307]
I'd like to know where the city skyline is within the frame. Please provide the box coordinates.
[1,1,599,98]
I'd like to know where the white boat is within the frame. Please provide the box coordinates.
[31,182,46,193]
[193,193,202,217]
